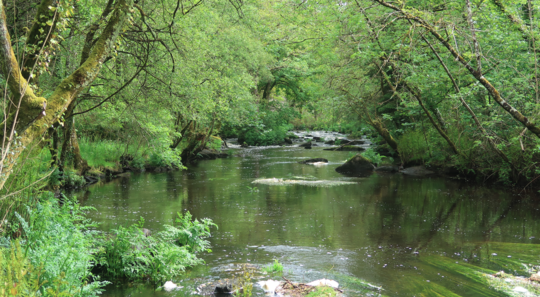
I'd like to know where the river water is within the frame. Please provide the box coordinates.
[77,132,540,296]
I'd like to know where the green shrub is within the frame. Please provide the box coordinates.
[262,259,283,273]
[361,149,384,166]
[96,212,216,284]
[207,136,223,151]
[305,286,338,297]
[15,193,108,296]
[0,240,46,297]
[48,169,86,189]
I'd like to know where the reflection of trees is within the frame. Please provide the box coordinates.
[166,172,180,200]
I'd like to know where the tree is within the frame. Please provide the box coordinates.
[0,0,132,189]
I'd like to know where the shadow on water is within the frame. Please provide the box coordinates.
[73,145,540,296]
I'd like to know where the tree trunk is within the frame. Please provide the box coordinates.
[371,118,399,151]
[48,125,59,168]
[171,120,193,149]
[0,0,131,189]
[60,113,89,174]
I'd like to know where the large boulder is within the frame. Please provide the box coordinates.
[298,158,328,164]
[299,142,317,149]
[312,136,323,142]
[335,155,374,174]
[284,137,293,144]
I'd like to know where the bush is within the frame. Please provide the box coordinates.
[236,105,298,146]
[14,193,108,296]
[0,240,45,297]
[262,259,284,273]
[49,169,87,189]
[361,149,384,166]
[96,212,216,284]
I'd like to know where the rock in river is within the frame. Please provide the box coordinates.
[163,281,182,292]
[400,166,434,176]
[299,142,316,149]
[324,145,365,152]
[298,158,328,164]
[198,278,240,295]
[335,155,374,174]
[375,165,399,173]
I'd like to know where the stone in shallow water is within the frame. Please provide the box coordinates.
[163,281,182,291]
[258,280,282,293]
[335,155,374,174]
[252,178,356,187]
[197,278,240,295]
[298,158,328,164]
[513,286,529,294]
[400,166,434,176]
[306,279,339,288]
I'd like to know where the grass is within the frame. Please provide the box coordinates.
[305,286,338,297]
[262,259,284,273]
[79,137,142,170]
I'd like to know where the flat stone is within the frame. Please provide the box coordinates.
[298,158,328,164]
[400,166,435,176]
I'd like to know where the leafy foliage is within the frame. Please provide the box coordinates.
[96,212,216,284]
[14,193,107,296]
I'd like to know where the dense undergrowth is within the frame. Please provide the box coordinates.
[0,193,216,297]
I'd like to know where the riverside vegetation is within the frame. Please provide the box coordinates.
[3,0,540,296]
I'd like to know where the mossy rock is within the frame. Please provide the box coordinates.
[335,155,374,174]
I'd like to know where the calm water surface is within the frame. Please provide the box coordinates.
[77,141,540,296]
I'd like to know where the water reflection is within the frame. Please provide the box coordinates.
[76,146,540,296]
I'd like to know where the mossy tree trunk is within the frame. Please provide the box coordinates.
[0,0,132,190]
[59,102,89,174]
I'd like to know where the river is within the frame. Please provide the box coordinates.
[76,132,540,296]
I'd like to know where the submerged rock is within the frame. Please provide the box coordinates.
[400,166,435,176]
[276,280,343,296]
[298,158,328,164]
[324,145,365,152]
[197,278,240,295]
[196,149,229,160]
[375,165,399,173]
[252,178,355,187]
[335,155,374,174]
[347,140,365,145]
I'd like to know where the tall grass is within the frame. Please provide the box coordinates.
[79,137,144,170]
